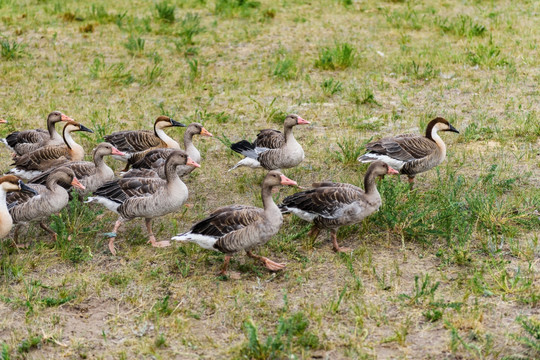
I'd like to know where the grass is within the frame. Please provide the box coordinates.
[0,0,538,358]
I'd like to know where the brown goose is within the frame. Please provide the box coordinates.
[358,117,459,185]
[124,122,213,179]
[87,150,200,255]
[7,167,85,244]
[27,143,125,196]
[0,175,37,238]
[1,111,74,156]
[104,116,186,170]
[279,161,398,252]
[228,114,309,171]
[9,121,93,180]
[173,171,297,276]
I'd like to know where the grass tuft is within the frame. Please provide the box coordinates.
[0,37,25,60]
[315,42,357,70]
[155,1,176,23]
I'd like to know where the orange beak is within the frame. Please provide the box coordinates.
[387,166,399,175]
[280,174,297,186]
[297,117,310,125]
[61,114,74,122]
[200,127,213,137]
[0,119,7,124]
[71,177,86,190]
[186,157,201,168]
[111,146,125,156]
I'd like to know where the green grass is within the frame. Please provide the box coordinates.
[0,0,538,358]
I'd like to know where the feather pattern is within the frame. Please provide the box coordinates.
[253,129,285,149]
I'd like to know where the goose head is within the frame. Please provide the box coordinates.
[48,111,74,125]
[263,170,298,188]
[63,120,94,135]
[426,117,459,137]
[0,175,37,195]
[49,167,85,190]
[165,150,201,168]
[187,123,213,137]
[284,114,310,129]
[93,142,125,157]
[367,161,399,178]
[154,116,186,131]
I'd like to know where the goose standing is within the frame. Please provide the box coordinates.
[124,122,213,179]
[87,150,200,255]
[173,171,297,276]
[7,167,85,245]
[357,117,459,186]
[0,175,37,238]
[279,161,398,252]
[104,116,186,171]
[2,111,74,156]
[9,121,93,180]
[27,143,125,196]
[228,114,309,171]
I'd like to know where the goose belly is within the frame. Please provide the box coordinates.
[119,190,188,219]
[10,193,69,223]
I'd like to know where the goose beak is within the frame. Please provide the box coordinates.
[448,124,459,134]
[387,166,399,175]
[200,127,213,137]
[60,114,74,122]
[71,177,86,190]
[297,117,310,125]
[186,157,201,168]
[111,146,125,156]
[170,119,187,127]
[19,180,38,195]
[280,174,297,186]
[0,119,7,124]
[79,124,94,133]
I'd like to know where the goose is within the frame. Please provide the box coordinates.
[87,150,200,255]
[173,171,297,277]
[0,119,7,124]
[7,167,85,245]
[2,111,74,156]
[357,117,459,186]
[27,143,125,196]
[9,121,93,180]
[0,175,37,238]
[104,116,186,171]
[123,122,213,179]
[228,114,309,171]
[279,161,398,252]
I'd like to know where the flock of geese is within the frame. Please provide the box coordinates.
[0,112,459,276]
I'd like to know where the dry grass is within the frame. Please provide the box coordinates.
[0,0,539,358]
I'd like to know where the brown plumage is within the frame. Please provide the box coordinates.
[88,150,200,255]
[27,143,125,196]
[280,161,398,252]
[173,171,298,276]
[104,116,186,170]
[2,111,74,156]
[9,121,94,180]
[0,175,37,238]
[228,114,310,171]
[7,167,85,245]
[358,117,459,185]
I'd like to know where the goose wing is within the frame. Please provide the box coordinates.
[230,140,269,160]
[312,182,363,192]
[104,130,161,153]
[190,205,263,238]
[254,129,285,149]
[12,145,69,170]
[5,129,48,149]
[94,177,165,204]
[7,183,46,207]
[131,148,174,169]
[365,135,437,161]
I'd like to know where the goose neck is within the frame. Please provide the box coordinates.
[155,127,180,149]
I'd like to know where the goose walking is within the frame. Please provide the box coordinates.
[104,116,186,171]
[173,171,297,276]
[2,111,74,156]
[357,117,459,186]
[9,121,93,180]
[228,114,309,171]
[124,122,212,179]
[7,167,85,245]
[27,143,125,196]
[0,175,37,238]
[87,150,199,255]
[279,161,397,252]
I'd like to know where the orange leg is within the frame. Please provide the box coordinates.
[246,250,286,271]
[145,218,170,248]
[331,229,352,253]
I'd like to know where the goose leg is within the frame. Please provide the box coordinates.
[12,225,27,249]
[407,176,415,189]
[307,226,321,239]
[331,229,352,253]
[40,221,57,242]
[145,218,170,248]
[246,250,286,271]
[107,219,123,255]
